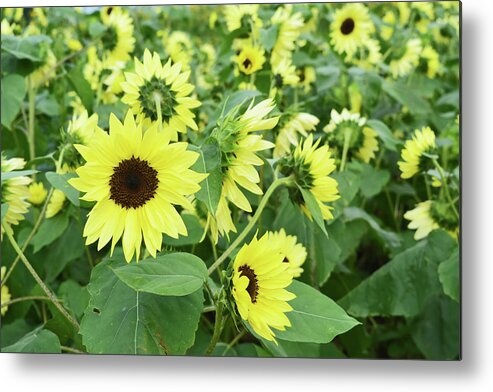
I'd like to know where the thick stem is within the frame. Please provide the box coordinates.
[205,301,224,355]
[339,127,353,171]
[2,222,80,331]
[207,176,293,275]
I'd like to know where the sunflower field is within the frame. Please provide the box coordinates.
[0,2,460,359]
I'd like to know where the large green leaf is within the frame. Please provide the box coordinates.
[80,257,204,355]
[339,231,456,318]
[382,79,431,114]
[58,280,90,320]
[349,162,390,198]
[45,172,80,206]
[1,74,27,129]
[259,25,279,51]
[113,253,208,296]
[67,65,94,113]
[31,211,70,253]
[366,119,399,152]
[1,34,51,62]
[274,281,359,344]
[438,246,460,302]
[2,327,61,353]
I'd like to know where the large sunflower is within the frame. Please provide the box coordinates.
[121,49,201,141]
[398,126,436,179]
[68,111,207,262]
[1,156,32,237]
[100,6,135,68]
[231,232,296,342]
[330,3,374,59]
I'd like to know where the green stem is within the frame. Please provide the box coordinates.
[205,301,224,355]
[221,329,246,356]
[2,222,80,331]
[339,127,353,171]
[61,346,84,354]
[207,176,293,275]
[432,158,459,219]
[1,295,52,309]
[154,94,163,132]
[28,79,36,163]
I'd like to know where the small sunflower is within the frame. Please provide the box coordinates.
[1,266,11,316]
[398,127,436,179]
[29,49,57,89]
[271,5,305,67]
[46,189,67,219]
[421,45,442,79]
[121,49,201,141]
[63,110,101,168]
[68,111,207,262]
[274,112,319,158]
[162,31,194,70]
[1,156,32,236]
[223,4,263,33]
[271,58,300,90]
[330,3,374,59]
[28,182,48,205]
[268,229,307,278]
[353,38,382,70]
[389,38,422,79]
[404,201,439,240]
[296,66,316,92]
[231,232,296,342]
[99,6,135,68]
[234,44,265,75]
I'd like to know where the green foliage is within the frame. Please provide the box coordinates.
[438,246,460,302]
[45,172,80,206]
[1,74,26,129]
[2,327,61,353]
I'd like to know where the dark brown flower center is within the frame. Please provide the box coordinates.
[238,265,259,303]
[242,58,252,70]
[109,157,158,209]
[340,18,355,35]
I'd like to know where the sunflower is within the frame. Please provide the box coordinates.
[396,2,411,25]
[330,3,374,59]
[380,11,396,41]
[234,44,265,75]
[1,156,32,237]
[296,65,316,92]
[162,31,194,70]
[421,45,442,79]
[99,6,135,68]
[271,58,299,89]
[398,127,436,179]
[63,110,101,168]
[353,38,382,70]
[121,49,201,141]
[28,182,48,205]
[1,266,11,316]
[68,111,207,262]
[274,112,319,158]
[404,201,439,240]
[223,4,263,33]
[46,189,66,219]
[323,108,379,165]
[389,38,422,79]
[231,232,296,342]
[271,5,305,67]
[268,229,307,278]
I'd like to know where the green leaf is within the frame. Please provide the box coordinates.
[1,169,38,181]
[80,257,204,355]
[1,74,27,129]
[259,25,279,51]
[275,281,359,344]
[221,90,261,117]
[191,138,222,215]
[298,185,327,236]
[58,280,90,319]
[1,319,35,348]
[31,211,70,253]
[438,246,459,302]
[366,119,399,152]
[1,204,9,223]
[113,252,208,296]
[343,207,400,249]
[36,91,60,117]
[67,65,94,113]
[1,34,51,62]
[339,231,456,318]
[2,327,61,353]
[163,213,205,246]
[382,79,431,114]
[349,162,391,198]
[45,171,80,206]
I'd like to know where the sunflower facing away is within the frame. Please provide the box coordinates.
[404,200,439,240]
[231,232,296,342]
[99,6,135,68]
[398,126,436,179]
[223,4,263,33]
[68,111,207,262]
[268,229,307,278]
[330,3,374,59]
[274,112,319,158]
[121,49,201,140]
[389,38,422,79]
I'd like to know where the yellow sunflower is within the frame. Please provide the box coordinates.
[234,44,266,75]
[162,31,194,70]
[389,38,422,79]
[231,232,296,342]
[398,126,436,179]
[223,4,263,33]
[274,112,319,158]
[330,3,374,59]
[100,6,135,68]
[1,266,11,316]
[68,111,207,262]
[380,11,396,41]
[1,156,32,237]
[268,229,307,278]
[46,189,66,219]
[121,49,201,141]
[296,66,316,92]
[421,45,442,79]
[28,182,48,205]
[404,201,439,240]
[271,58,300,91]
[271,5,305,67]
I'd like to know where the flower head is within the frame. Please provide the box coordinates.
[268,229,307,278]
[404,200,439,240]
[28,182,48,205]
[223,4,263,33]
[234,44,265,75]
[398,127,436,179]
[99,6,135,68]
[1,267,11,316]
[270,5,305,67]
[389,38,422,79]
[274,112,319,158]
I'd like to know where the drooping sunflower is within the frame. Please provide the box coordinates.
[271,5,305,67]
[1,266,11,316]
[330,3,374,59]
[268,229,307,278]
[99,6,135,68]
[234,44,265,75]
[389,38,422,79]
[121,49,201,141]
[223,4,263,33]
[231,232,296,342]
[323,108,379,165]
[274,112,319,158]
[68,111,207,262]
[1,156,32,237]
[398,126,436,179]
[404,201,439,240]
[28,182,48,205]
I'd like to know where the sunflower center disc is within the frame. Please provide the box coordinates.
[340,18,355,35]
[242,58,252,70]
[238,265,259,303]
[102,26,118,51]
[109,157,158,209]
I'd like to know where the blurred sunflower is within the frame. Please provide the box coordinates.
[389,38,422,79]
[28,182,48,205]
[63,111,101,168]
[404,200,439,240]
[121,49,201,140]
[68,111,207,262]
[398,126,436,179]
[1,156,32,237]
[223,4,263,33]
[268,229,307,278]
[231,232,296,342]
[353,39,382,70]
[1,267,11,316]
[271,58,299,90]
[234,44,265,75]
[380,10,396,41]
[46,189,67,219]
[296,66,316,92]
[29,49,57,89]
[271,5,305,67]
[421,45,442,79]
[99,6,135,68]
[330,3,374,59]
[274,113,319,158]
[162,31,193,70]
